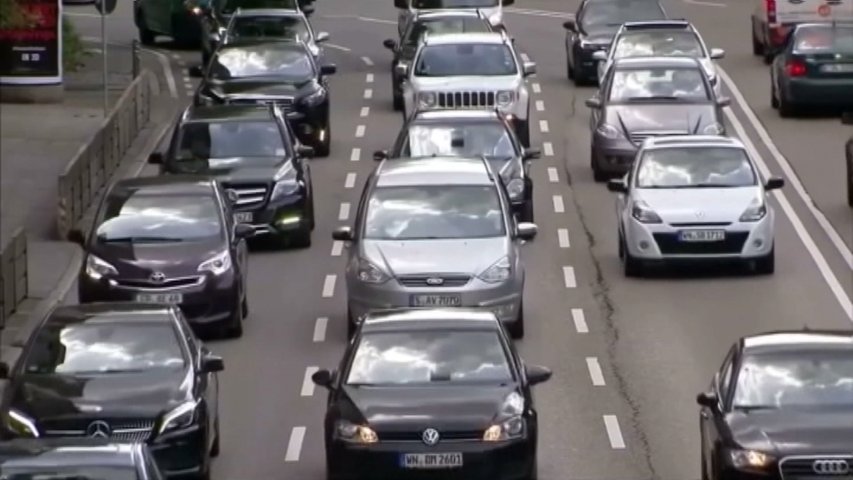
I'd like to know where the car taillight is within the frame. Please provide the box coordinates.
[786,60,806,77]
[766,0,777,24]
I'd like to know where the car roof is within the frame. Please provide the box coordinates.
[742,331,853,355]
[643,135,744,149]
[412,109,502,121]
[361,308,502,333]
[0,439,141,467]
[416,10,484,19]
[185,104,274,122]
[231,8,303,16]
[424,32,506,45]
[612,56,701,68]
[45,302,177,328]
[375,157,493,187]
[110,175,218,197]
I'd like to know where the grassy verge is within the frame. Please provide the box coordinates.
[62,18,87,73]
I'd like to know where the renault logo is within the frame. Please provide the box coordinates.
[425,277,444,286]
[813,459,850,475]
[422,428,440,446]
[149,272,166,283]
[86,420,111,439]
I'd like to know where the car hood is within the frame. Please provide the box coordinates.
[89,239,223,278]
[205,79,316,100]
[635,187,760,223]
[361,238,509,277]
[581,29,617,44]
[606,104,718,137]
[413,75,519,91]
[727,408,853,455]
[167,158,282,181]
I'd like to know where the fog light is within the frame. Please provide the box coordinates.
[276,215,300,227]
[753,239,763,248]
[318,129,326,142]
[638,241,650,250]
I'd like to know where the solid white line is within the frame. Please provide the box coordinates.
[361,56,374,66]
[719,68,852,271]
[140,48,178,99]
[301,367,319,396]
[338,203,351,221]
[552,195,565,213]
[532,83,541,94]
[313,317,328,342]
[562,266,576,288]
[571,308,588,333]
[603,415,626,449]
[558,228,570,248]
[535,100,545,112]
[331,241,344,257]
[322,275,337,298]
[538,120,549,133]
[350,148,361,162]
[364,89,373,99]
[724,107,853,320]
[345,172,357,189]
[547,167,559,183]
[586,357,606,386]
[360,106,370,117]
[366,73,374,83]
[358,16,397,26]
[325,43,352,52]
[284,427,306,461]
[543,142,554,157]
[684,0,726,6]
[355,125,366,138]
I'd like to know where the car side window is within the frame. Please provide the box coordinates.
[352,174,374,240]
[175,311,201,362]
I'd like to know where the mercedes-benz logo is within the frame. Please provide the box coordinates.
[421,428,440,446]
[149,272,166,283]
[86,420,111,439]
[425,277,444,286]
[813,459,850,475]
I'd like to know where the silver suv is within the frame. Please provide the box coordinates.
[332,156,538,339]
[398,31,537,146]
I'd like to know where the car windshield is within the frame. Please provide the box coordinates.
[178,121,287,162]
[24,321,186,375]
[793,25,853,54]
[405,18,490,46]
[413,0,498,7]
[95,192,223,242]
[582,2,666,29]
[0,467,139,480]
[364,185,506,240]
[229,16,311,42]
[222,0,299,14]
[415,44,517,76]
[405,123,516,159]
[347,330,513,385]
[209,48,314,82]
[608,67,710,101]
[732,351,853,409]
[613,31,705,59]
[636,147,756,188]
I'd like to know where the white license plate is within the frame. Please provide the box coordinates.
[233,212,253,223]
[820,63,853,73]
[679,230,726,242]
[135,293,183,304]
[400,453,463,469]
[411,295,462,307]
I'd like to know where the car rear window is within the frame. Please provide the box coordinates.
[793,25,853,54]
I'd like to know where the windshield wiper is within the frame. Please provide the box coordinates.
[626,95,682,102]
[691,183,744,188]
[74,368,149,374]
[99,236,184,243]
[733,404,777,411]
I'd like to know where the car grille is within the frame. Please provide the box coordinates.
[652,232,749,255]
[222,183,268,209]
[116,276,203,290]
[43,419,155,442]
[629,131,687,145]
[398,275,471,287]
[437,91,496,108]
[378,429,483,442]
[668,222,732,227]
[779,456,853,480]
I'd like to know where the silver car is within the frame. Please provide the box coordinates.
[218,8,329,60]
[606,136,784,276]
[332,156,537,339]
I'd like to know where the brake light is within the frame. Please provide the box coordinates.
[786,60,806,77]
[765,0,777,24]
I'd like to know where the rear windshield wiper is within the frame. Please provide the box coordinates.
[99,236,184,243]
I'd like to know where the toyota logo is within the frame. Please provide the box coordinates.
[421,428,440,446]
[813,459,850,475]
[425,277,444,286]
[149,272,166,283]
[86,420,111,439]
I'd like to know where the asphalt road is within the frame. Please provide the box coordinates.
[62,1,853,479]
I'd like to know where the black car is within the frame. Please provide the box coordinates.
[562,0,667,85]
[383,10,493,110]
[150,104,316,248]
[193,39,337,156]
[845,111,852,206]
[0,438,166,479]
[375,108,540,222]
[696,330,853,480]
[68,176,252,338]
[311,308,552,480]
[0,303,225,479]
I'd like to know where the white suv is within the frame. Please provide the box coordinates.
[398,31,536,146]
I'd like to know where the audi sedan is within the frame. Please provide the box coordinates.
[311,308,552,480]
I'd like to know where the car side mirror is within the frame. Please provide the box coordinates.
[522,61,536,77]
[526,364,552,386]
[312,368,334,389]
[562,19,576,32]
[373,150,388,161]
[332,226,353,242]
[394,63,408,78]
[298,145,315,158]
[607,179,627,193]
[316,31,330,43]
[67,229,86,246]
[0,362,10,379]
[592,50,608,61]
[394,0,407,8]
[201,355,224,373]
[383,39,397,50]
[764,177,785,191]
[234,224,255,239]
[716,97,731,108]
[189,65,204,78]
[523,148,541,160]
[320,64,337,76]
[585,97,601,109]
[148,151,163,164]
[696,391,718,408]
[710,48,725,60]
[516,222,538,240]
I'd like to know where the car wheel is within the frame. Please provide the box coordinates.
[136,11,156,46]
[618,231,625,259]
[202,51,211,68]
[754,247,775,275]
[591,147,607,182]
[347,308,357,339]
[566,54,574,80]
[222,298,244,339]
[287,227,312,249]
[778,90,796,118]
[393,92,404,111]
[210,418,221,457]
[516,119,531,148]
[623,239,642,277]
[509,303,524,339]
[241,293,248,318]
[751,19,763,56]
[519,198,534,223]
[847,155,853,207]
[763,50,774,65]
[771,83,779,109]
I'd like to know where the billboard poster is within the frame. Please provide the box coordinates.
[0,0,63,85]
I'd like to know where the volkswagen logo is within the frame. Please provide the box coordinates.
[425,277,444,286]
[813,459,850,475]
[421,428,440,446]
[694,211,705,218]
[86,420,111,439]
[149,272,166,283]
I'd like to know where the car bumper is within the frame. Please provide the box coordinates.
[592,137,637,175]
[291,102,330,143]
[785,78,853,106]
[234,193,311,237]
[716,465,780,480]
[150,424,207,477]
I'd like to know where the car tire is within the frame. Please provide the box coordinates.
[347,308,357,339]
[288,227,312,249]
[778,90,796,118]
[509,303,525,339]
[516,119,531,148]
[622,238,642,277]
[751,19,763,56]
[526,461,538,480]
[591,147,607,182]
[847,155,853,207]
[210,418,220,457]
[393,92,404,111]
[519,198,534,223]
[566,54,574,80]
[136,11,156,46]
[241,293,248,318]
[754,247,775,275]
[202,51,211,68]
[223,298,244,339]
[771,83,779,109]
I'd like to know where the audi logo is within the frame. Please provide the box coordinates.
[813,459,850,475]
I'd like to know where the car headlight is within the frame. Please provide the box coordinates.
[703,123,725,135]
[729,449,774,470]
[271,165,301,201]
[301,87,327,107]
[157,401,198,435]
[739,198,767,222]
[6,409,39,438]
[335,420,378,444]
[496,90,514,107]
[417,92,437,109]
[479,256,511,283]
[596,124,621,139]
[506,178,525,201]
[356,258,390,284]
[631,200,662,224]
[483,416,525,441]
[85,254,117,280]
[198,250,231,275]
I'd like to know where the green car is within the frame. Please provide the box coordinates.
[133,0,207,46]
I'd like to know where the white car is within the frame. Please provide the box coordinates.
[594,21,725,95]
[394,0,513,35]
[606,135,784,277]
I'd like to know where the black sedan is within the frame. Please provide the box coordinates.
[68,175,252,338]
[193,39,337,156]
[0,303,225,479]
[311,308,552,480]
[697,329,853,480]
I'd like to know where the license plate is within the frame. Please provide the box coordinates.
[400,453,463,469]
[233,212,253,223]
[411,295,462,307]
[820,63,853,73]
[679,230,725,242]
[135,293,183,304]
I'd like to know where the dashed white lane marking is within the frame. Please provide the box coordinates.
[552,195,565,213]
[532,83,541,94]
[357,16,398,25]
[603,416,626,449]
[322,275,336,298]
[338,203,351,221]
[325,43,352,52]
[313,317,328,342]
[572,308,588,333]
[558,228,570,248]
[586,357,606,386]
[331,241,344,257]
[366,73,374,83]
[543,142,554,157]
[360,106,370,117]
[355,125,366,138]
[562,266,576,289]
[345,172,357,189]
[684,0,726,6]
[284,427,307,461]
[301,367,319,396]
[547,167,559,183]
[361,56,374,66]
[538,120,549,133]
[182,76,191,83]
[535,100,545,112]
[363,88,373,99]
[350,148,361,162]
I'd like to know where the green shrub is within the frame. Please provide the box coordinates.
[62,17,87,72]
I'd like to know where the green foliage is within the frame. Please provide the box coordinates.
[0,0,35,29]
[62,17,87,72]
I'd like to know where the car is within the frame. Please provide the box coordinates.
[0,303,225,478]
[845,111,853,206]
[770,22,853,116]
[134,0,205,46]
[150,104,317,248]
[606,136,784,276]
[311,308,552,480]
[594,21,725,95]
[383,10,494,111]
[0,438,166,479]
[67,176,252,338]
[696,329,853,480]
[193,39,337,156]
[399,31,537,146]
[332,156,538,338]
[394,0,513,36]
[585,57,729,181]
[751,0,853,64]
[562,0,668,85]
[375,108,541,222]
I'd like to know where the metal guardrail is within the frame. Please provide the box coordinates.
[56,70,155,239]
[0,229,28,328]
